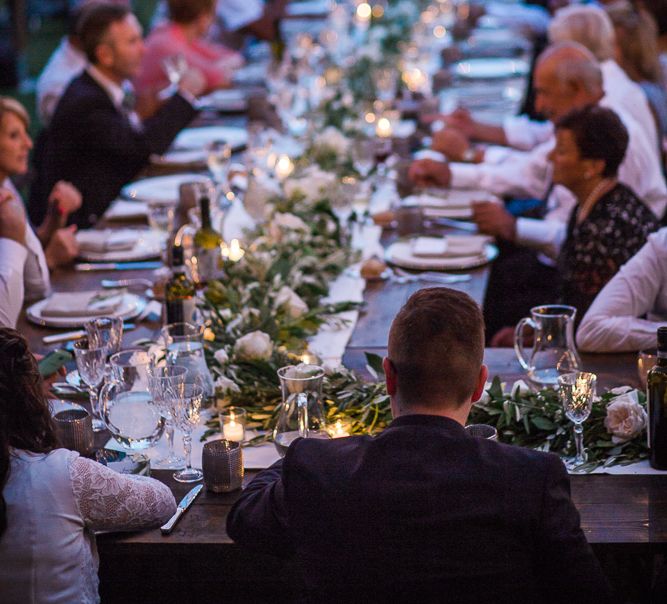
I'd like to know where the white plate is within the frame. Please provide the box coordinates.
[198,89,248,112]
[173,126,248,151]
[423,207,474,219]
[121,173,210,203]
[286,0,330,17]
[232,63,268,86]
[151,149,207,166]
[77,229,166,262]
[386,239,498,270]
[454,58,529,80]
[27,293,144,329]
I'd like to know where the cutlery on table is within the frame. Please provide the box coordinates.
[42,323,136,345]
[75,261,163,272]
[432,217,479,233]
[391,268,472,285]
[102,278,154,290]
[161,484,203,535]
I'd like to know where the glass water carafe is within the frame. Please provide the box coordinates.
[514,305,582,386]
[99,349,166,450]
[273,364,329,457]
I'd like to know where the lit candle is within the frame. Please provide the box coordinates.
[376,117,393,138]
[356,2,372,23]
[330,419,350,438]
[274,154,294,181]
[221,238,245,262]
[223,415,245,442]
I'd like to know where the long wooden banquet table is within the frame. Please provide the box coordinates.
[16,254,667,602]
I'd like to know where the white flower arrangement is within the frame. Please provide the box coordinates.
[234,330,274,361]
[274,285,309,318]
[604,390,648,444]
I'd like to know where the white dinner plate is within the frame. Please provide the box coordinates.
[422,206,474,219]
[286,0,330,17]
[454,58,529,80]
[150,149,207,167]
[172,126,248,151]
[27,293,144,329]
[77,229,166,262]
[198,89,248,113]
[386,238,498,271]
[121,173,210,203]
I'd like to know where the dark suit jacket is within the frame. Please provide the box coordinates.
[29,71,197,227]
[227,414,614,604]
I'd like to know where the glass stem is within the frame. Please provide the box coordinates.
[166,422,176,457]
[574,422,585,464]
[183,432,192,470]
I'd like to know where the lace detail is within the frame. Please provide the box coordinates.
[69,456,176,532]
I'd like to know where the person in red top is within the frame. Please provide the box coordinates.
[135,0,244,99]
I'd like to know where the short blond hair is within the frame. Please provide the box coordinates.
[0,97,30,129]
[549,5,616,62]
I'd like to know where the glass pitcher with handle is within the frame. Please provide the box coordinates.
[99,349,166,450]
[514,305,582,386]
[273,364,329,457]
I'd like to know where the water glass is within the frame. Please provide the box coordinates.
[148,365,188,469]
[85,316,123,357]
[202,440,243,492]
[171,383,205,483]
[558,371,596,471]
[147,200,176,234]
[73,338,107,432]
[161,323,215,398]
[351,138,375,178]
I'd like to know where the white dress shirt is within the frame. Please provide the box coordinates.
[576,228,667,352]
[36,37,86,126]
[87,65,143,130]
[0,179,51,327]
[502,61,658,153]
[450,99,667,259]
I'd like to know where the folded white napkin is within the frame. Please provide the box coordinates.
[41,290,123,318]
[411,237,448,257]
[411,236,487,258]
[104,200,149,221]
[77,229,137,253]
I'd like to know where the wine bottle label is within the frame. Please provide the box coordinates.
[166,297,197,325]
[195,247,221,282]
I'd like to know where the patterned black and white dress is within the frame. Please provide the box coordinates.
[559,182,660,320]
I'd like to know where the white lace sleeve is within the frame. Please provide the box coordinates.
[69,456,177,532]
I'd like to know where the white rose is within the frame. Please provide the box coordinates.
[609,386,634,396]
[511,380,531,398]
[244,173,282,222]
[215,375,240,395]
[214,349,229,365]
[234,330,273,361]
[313,126,350,155]
[284,167,336,202]
[274,285,309,318]
[272,212,309,231]
[604,391,647,443]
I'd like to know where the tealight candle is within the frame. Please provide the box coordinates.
[376,117,393,138]
[356,2,372,22]
[274,154,295,181]
[220,407,246,443]
[221,238,245,262]
[329,419,351,438]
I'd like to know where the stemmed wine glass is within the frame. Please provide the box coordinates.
[351,138,375,179]
[163,53,188,87]
[73,338,107,432]
[558,371,597,471]
[85,316,123,357]
[148,365,188,469]
[170,382,205,483]
[331,176,359,236]
[206,141,232,185]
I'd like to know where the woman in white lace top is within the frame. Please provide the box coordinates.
[0,327,177,603]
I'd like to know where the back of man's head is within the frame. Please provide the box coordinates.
[387,287,484,409]
[548,4,616,61]
[78,3,131,64]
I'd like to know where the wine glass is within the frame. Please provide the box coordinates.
[170,382,205,483]
[85,316,123,357]
[163,53,188,87]
[558,371,597,471]
[206,141,232,185]
[148,365,188,469]
[73,338,108,432]
[351,138,375,178]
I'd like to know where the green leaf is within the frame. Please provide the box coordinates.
[365,352,385,379]
[531,416,557,431]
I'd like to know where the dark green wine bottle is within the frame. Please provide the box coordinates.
[647,326,667,469]
[193,195,222,284]
[165,244,196,325]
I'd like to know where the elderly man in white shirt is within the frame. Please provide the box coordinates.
[410,42,667,261]
[577,228,667,352]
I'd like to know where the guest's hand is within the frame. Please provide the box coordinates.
[44,225,79,270]
[408,159,452,188]
[179,67,207,98]
[34,352,67,397]
[0,191,27,246]
[49,181,82,218]
[472,201,516,241]
[443,107,476,138]
[432,128,471,162]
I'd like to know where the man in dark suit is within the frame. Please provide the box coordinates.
[29,3,202,227]
[227,287,614,603]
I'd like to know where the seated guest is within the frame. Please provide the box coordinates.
[608,5,667,141]
[30,3,202,228]
[577,227,667,352]
[552,105,659,320]
[0,327,176,603]
[638,0,667,84]
[135,0,244,101]
[214,0,287,50]
[227,288,614,604]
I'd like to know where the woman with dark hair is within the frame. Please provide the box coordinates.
[550,104,659,319]
[0,327,176,603]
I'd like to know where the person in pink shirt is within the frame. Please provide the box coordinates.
[135,0,243,100]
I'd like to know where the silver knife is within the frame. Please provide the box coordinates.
[75,261,163,272]
[160,484,203,534]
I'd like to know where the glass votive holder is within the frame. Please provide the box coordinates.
[465,424,498,441]
[328,418,353,438]
[202,439,244,493]
[54,408,95,456]
[219,407,246,443]
[638,349,658,389]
